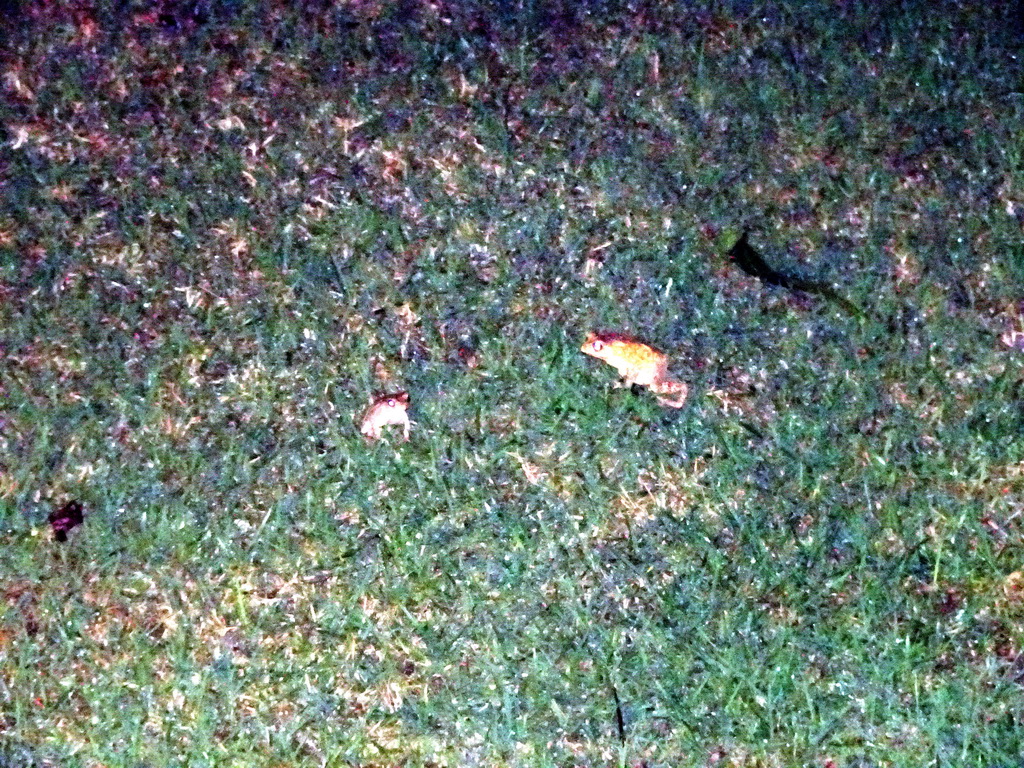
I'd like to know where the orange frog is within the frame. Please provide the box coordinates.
[359,391,411,441]
[581,331,688,408]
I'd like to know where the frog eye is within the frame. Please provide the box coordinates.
[591,340,604,351]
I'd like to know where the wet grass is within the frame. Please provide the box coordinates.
[2,1,1024,766]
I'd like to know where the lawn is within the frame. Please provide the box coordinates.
[2,1,1024,766]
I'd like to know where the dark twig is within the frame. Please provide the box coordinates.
[728,231,864,319]
[609,679,626,745]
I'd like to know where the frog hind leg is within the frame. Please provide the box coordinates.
[654,382,688,409]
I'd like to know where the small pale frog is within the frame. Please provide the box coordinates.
[359,391,411,441]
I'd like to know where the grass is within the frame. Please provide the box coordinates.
[2,0,1024,765]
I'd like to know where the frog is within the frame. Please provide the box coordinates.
[580,331,688,408]
[359,391,411,441]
